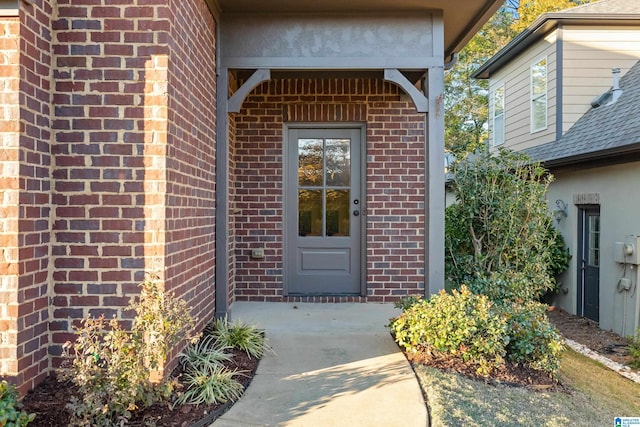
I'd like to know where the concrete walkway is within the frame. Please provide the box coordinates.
[214,302,428,427]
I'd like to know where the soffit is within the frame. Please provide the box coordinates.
[215,0,504,59]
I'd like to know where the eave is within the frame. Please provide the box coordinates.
[540,142,640,171]
[472,14,640,79]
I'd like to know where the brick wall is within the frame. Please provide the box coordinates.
[234,78,425,303]
[49,0,217,377]
[0,15,23,387]
[14,0,54,394]
[50,1,170,369]
[165,0,216,332]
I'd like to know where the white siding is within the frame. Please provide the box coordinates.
[562,26,640,133]
[549,162,640,336]
[488,32,557,151]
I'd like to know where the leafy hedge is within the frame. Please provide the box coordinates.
[390,287,564,376]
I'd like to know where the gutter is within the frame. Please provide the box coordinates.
[540,142,640,170]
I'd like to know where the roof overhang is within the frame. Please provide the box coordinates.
[211,0,504,61]
[473,13,640,79]
[535,142,640,170]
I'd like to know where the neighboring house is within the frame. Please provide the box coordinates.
[0,0,503,392]
[473,0,640,336]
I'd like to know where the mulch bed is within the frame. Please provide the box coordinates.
[405,350,561,391]
[548,307,636,369]
[22,348,259,427]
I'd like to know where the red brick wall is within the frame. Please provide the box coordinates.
[234,78,425,303]
[13,0,54,394]
[165,0,217,331]
[0,15,23,388]
[50,0,218,377]
[50,1,169,368]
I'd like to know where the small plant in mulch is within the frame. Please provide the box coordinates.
[30,274,269,427]
[174,318,271,408]
[0,380,35,427]
[57,275,197,426]
[629,328,640,369]
[206,317,271,359]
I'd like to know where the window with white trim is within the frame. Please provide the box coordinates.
[492,85,505,146]
[530,57,547,132]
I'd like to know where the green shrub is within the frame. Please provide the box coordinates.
[629,328,640,369]
[59,275,196,426]
[446,149,559,303]
[502,302,565,375]
[393,295,423,311]
[390,288,565,377]
[390,286,508,376]
[207,317,270,359]
[0,381,35,427]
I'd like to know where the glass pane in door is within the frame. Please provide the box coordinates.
[588,214,600,267]
[325,139,350,186]
[297,137,352,238]
[298,139,323,186]
[298,190,322,236]
[326,190,350,236]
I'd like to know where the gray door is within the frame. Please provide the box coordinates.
[286,128,362,295]
[578,207,600,322]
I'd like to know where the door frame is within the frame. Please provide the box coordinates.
[577,204,600,321]
[283,123,367,296]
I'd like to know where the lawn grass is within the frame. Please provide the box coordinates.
[413,348,640,426]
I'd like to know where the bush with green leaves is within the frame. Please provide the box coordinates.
[58,275,196,426]
[390,287,565,377]
[446,148,565,303]
[391,286,508,376]
[393,295,423,311]
[0,381,35,427]
[629,328,640,369]
[503,302,565,374]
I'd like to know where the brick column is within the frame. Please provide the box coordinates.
[0,15,22,387]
